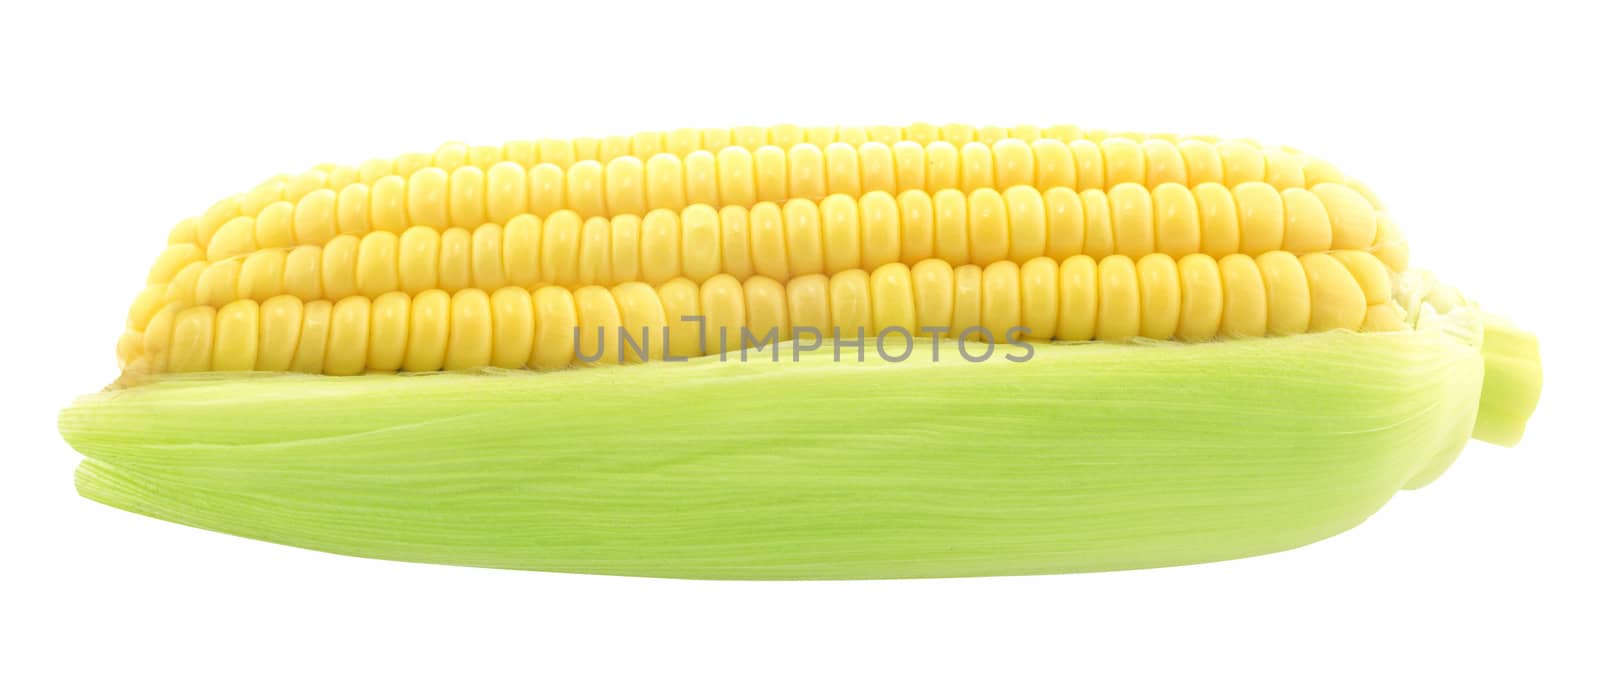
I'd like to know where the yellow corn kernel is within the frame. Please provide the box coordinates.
[604,156,646,218]
[785,274,830,338]
[444,289,492,370]
[717,147,756,207]
[472,223,507,290]
[236,249,288,302]
[368,291,410,372]
[640,209,682,286]
[744,275,791,344]
[207,216,256,261]
[698,274,746,354]
[932,189,970,266]
[565,161,606,218]
[951,264,983,337]
[820,194,862,274]
[1080,189,1114,259]
[1218,253,1267,338]
[925,142,960,193]
[1136,253,1181,340]
[1102,138,1146,187]
[1096,255,1140,341]
[322,295,370,376]
[825,143,862,196]
[449,166,487,229]
[168,305,217,373]
[684,150,719,206]
[717,207,753,281]
[1043,187,1085,260]
[1175,253,1224,341]
[356,230,400,298]
[910,259,954,333]
[289,300,332,374]
[749,203,788,281]
[993,139,1035,190]
[859,142,896,195]
[645,154,687,213]
[656,278,702,360]
[398,226,441,294]
[282,246,323,301]
[980,260,1021,340]
[967,188,1009,267]
[1234,182,1285,255]
[754,147,790,203]
[1152,183,1201,258]
[892,142,927,194]
[1143,140,1187,186]
[787,144,827,201]
[959,142,995,194]
[869,262,915,336]
[256,295,303,371]
[403,289,450,372]
[1108,184,1155,259]
[828,269,872,340]
[369,176,408,233]
[1330,250,1392,304]
[1068,139,1105,191]
[1257,250,1311,336]
[612,281,666,362]
[1262,149,1306,189]
[681,205,722,284]
[528,163,566,217]
[889,191,931,265]
[406,169,449,229]
[503,214,543,288]
[1313,183,1379,250]
[1180,140,1224,186]
[437,228,472,293]
[1362,300,1406,332]
[1019,257,1059,340]
[336,183,372,236]
[483,286,534,368]
[1033,139,1075,190]
[434,142,469,171]
[140,303,179,372]
[541,210,583,287]
[1281,188,1334,253]
[577,216,612,286]
[1217,141,1266,185]
[537,139,575,168]
[860,191,902,271]
[486,162,528,225]
[782,199,824,277]
[195,258,242,308]
[1302,253,1367,332]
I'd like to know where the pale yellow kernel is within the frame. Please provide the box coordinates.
[444,288,493,370]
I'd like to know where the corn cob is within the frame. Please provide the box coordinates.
[62,124,1540,580]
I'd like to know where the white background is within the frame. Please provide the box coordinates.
[2,1,1595,676]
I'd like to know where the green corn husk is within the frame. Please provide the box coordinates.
[58,319,1539,580]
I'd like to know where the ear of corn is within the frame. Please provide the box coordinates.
[61,123,1541,579]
